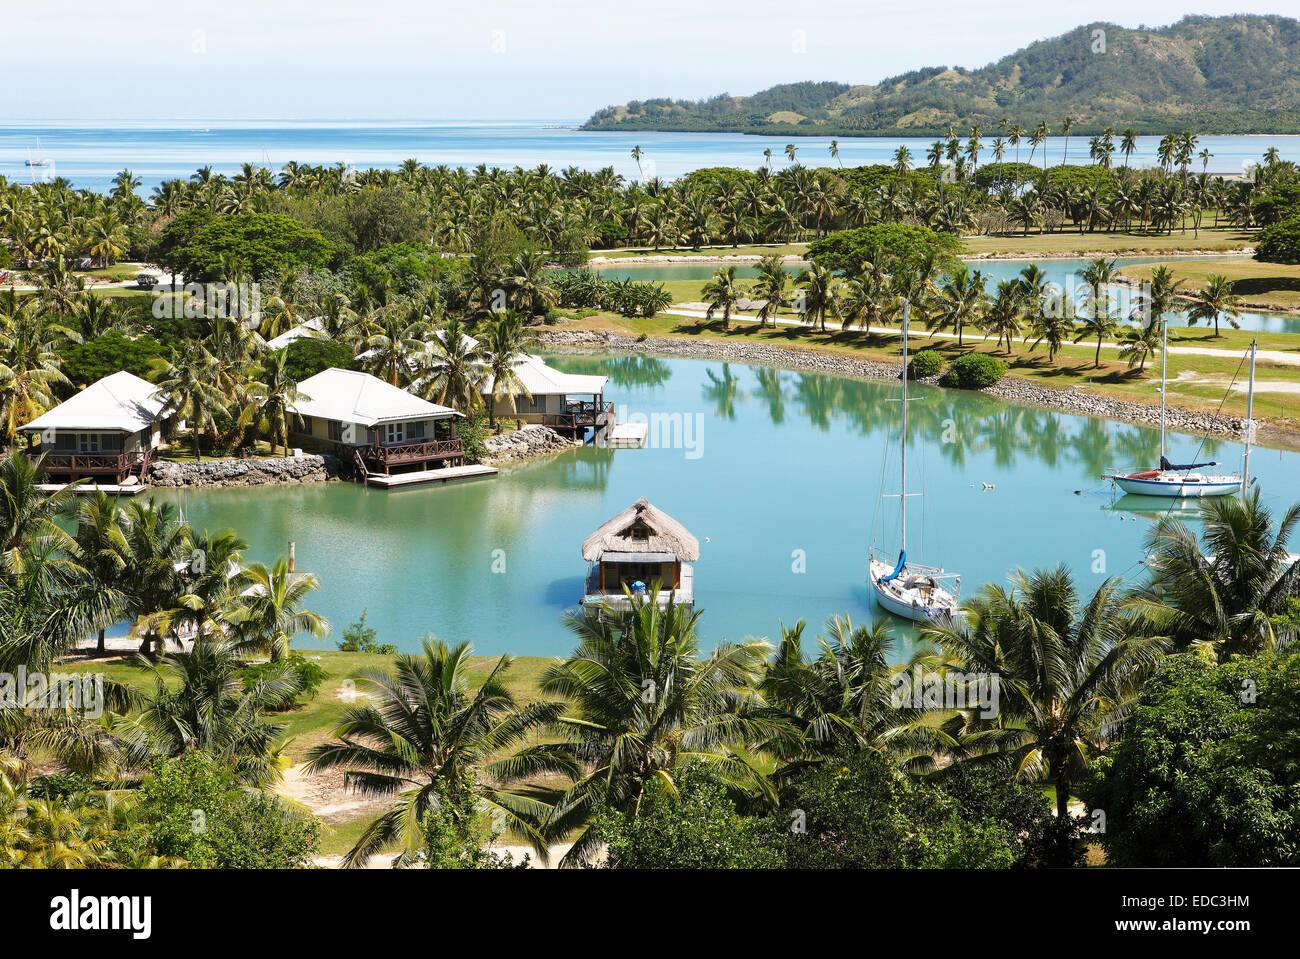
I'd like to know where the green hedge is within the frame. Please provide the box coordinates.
[938,352,1008,389]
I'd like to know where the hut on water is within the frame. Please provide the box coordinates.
[581,497,698,611]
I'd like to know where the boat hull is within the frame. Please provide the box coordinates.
[1109,473,1241,498]
[868,559,959,623]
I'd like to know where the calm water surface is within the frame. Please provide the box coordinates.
[147,353,1300,659]
[4,120,1300,193]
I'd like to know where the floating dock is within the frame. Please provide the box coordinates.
[36,482,149,496]
[604,422,648,448]
[363,464,498,488]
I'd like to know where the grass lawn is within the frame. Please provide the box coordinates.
[1118,257,1300,312]
[961,226,1254,257]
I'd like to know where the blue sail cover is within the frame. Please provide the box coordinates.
[1160,455,1218,471]
[878,550,906,584]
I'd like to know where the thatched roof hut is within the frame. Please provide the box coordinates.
[581,497,700,562]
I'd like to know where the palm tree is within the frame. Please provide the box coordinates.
[305,638,571,866]
[72,492,129,655]
[540,597,774,864]
[0,300,75,442]
[251,349,308,456]
[795,263,841,333]
[507,250,559,319]
[361,308,431,387]
[1187,274,1242,337]
[117,498,190,657]
[932,265,986,347]
[1060,116,1074,165]
[924,566,1167,863]
[1078,256,1119,322]
[167,527,248,649]
[983,279,1025,352]
[149,343,226,460]
[784,143,798,165]
[415,317,487,411]
[480,311,536,426]
[1073,304,1120,368]
[1120,128,1139,168]
[828,139,842,167]
[630,145,644,181]
[231,557,327,662]
[701,266,743,329]
[751,256,789,329]
[1132,491,1300,659]
[759,615,955,775]
[1,450,78,575]
[112,637,301,787]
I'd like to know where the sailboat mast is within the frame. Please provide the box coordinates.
[1243,338,1257,490]
[900,301,909,553]
[1159,317,1168,459]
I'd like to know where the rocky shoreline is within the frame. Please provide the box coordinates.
[483,425,583,465]
[536,329,1261,441]
[148,454,344,488]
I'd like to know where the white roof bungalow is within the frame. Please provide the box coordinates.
[20,371,170,487]
[289,368,476,482]
[482,352,611,435]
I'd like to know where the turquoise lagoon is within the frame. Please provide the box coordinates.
[149,352,1300,658]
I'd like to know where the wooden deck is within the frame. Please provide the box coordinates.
[364,464,498,488]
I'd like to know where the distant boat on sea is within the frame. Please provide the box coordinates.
[25,138,50,167]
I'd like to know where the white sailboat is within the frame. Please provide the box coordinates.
[25,138,51,167]
[1104,321,1253,498]
[868,301,962,622]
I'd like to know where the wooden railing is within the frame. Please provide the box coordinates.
[42,450,144,474]
[543,401,614,430]
[365,438,463,466]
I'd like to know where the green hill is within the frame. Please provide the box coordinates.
[582,15,1300,136]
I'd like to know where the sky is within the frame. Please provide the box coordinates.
[4,1,1297,121]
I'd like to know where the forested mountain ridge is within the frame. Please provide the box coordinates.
[582,15,1300,136]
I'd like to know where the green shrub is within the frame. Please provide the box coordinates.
[907,349,943,379]
[457,410,489,464]
[593,768,783,869]
[117,752,320,868]
[938,352,1008,389]
[336,610,396,655]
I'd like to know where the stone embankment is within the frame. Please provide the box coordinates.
[148,454,343,487]
[483,425,582,465]
[536,330,1251,440]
